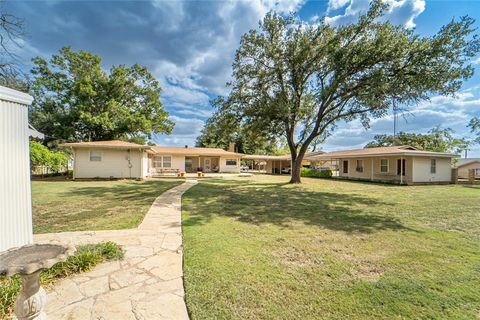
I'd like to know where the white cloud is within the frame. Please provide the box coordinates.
[328,0,355,11]
[154,115,205,146]
[325,0,425,29]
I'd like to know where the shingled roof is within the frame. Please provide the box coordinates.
[62,140,150,149]
[309,146,456,159]
[151,146,240,156]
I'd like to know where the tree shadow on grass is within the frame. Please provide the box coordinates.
[183,179,413,234]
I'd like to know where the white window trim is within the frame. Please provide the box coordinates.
[162,155,172,168]
[89,150,102,162]
[153,155,173,168]
[380,159,389,173]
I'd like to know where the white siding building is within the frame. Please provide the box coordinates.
[0,86,35,252]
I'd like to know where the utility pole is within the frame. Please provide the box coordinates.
[392,98,398,146]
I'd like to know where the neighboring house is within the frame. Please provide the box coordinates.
[62,140,242,179]
[309,146,456,184]
[456,158,480,179]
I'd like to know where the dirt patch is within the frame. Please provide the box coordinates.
[272,247,323,268]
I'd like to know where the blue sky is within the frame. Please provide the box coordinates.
[6,0,480,156]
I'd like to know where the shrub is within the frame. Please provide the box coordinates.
[300,168,332,178]
[0,241,123,318]
[30,141,69,173]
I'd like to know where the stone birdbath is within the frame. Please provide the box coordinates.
[0,244,76,320]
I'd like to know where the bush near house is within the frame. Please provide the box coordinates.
[30,141,68,174]
[0,241,124,318]
[300,167,332,178]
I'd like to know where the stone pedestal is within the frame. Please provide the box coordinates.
[14,270,47,320]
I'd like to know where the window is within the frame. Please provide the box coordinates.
[162,156,172,168]
[356,160,364,172]
[226,159,237,166]
[343,160,348,174]
[380,159,389,173]
[90,150,102,161]
[154,156,172,168]
[153,156,162,168]
[430,159,436,174]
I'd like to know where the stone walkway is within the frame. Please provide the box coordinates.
[33,180,197,320]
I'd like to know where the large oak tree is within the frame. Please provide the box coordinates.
[29,47,174,143]
[216,1,479,183]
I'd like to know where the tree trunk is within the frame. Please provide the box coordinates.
[289,157,303,184]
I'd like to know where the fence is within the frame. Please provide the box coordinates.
[31,165,69,177]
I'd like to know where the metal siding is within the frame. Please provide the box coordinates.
[0,98,33,252]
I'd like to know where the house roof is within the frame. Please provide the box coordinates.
[242,154,290,161]
[28,124,44,140]
[309,146,456,159]
[457,159,480,168]
[151,146,240,157]
[62,140,151,150]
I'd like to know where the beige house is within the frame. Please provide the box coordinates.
[309,146,455,185]
[63,140,241,179]
[457,159,480,179]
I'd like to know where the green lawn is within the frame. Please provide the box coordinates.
[182,175,480,319]
[32,179,182,233]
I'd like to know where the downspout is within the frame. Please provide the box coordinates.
[72,148,76,180]
[127,149,132,179]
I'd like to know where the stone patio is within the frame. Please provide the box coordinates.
[33,180,197,320]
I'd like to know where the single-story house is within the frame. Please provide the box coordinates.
[309,146,456,185]
[456,158,480,179]
[62,140,242,179]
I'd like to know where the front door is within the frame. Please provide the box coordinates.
[204,158,211,172]
[397,159,406,176]
[343,160,348,174]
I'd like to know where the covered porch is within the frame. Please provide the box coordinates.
[185,156,220,173]
[327,156,413,185]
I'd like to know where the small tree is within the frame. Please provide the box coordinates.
[469,117,480,144]
[365,127,470,155]
[220,1,479,183]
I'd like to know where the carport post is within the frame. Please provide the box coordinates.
[400,156,403,185]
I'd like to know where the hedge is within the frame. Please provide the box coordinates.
[300,167,332,178]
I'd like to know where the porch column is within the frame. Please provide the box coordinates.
[400,156,404,185]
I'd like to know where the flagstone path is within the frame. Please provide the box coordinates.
[33,180,198,320]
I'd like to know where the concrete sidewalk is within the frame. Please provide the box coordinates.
[34,180,197,320]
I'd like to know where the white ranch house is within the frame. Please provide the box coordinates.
[63,140,242,179]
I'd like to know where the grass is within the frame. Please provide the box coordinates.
[182,175,480,319]
[32,179,183,233]
[0,241,124,318]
